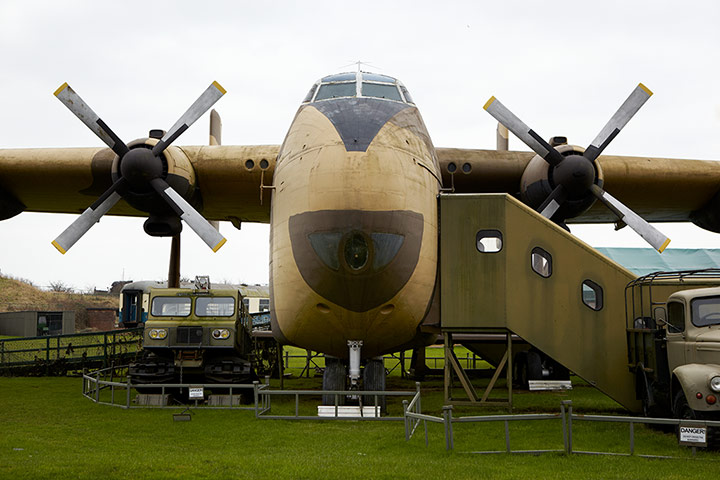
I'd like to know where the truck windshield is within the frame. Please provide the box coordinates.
[196,297,235,317]
[151,297,191,317]
[691,295,720,327]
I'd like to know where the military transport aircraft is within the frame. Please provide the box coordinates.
[1,70,720,397]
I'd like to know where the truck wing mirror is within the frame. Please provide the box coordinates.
[653,306,667,327]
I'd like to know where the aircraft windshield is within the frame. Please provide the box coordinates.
[303,71,414,104]
[691,296,720,327]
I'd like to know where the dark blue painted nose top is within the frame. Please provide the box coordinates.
[301,71,416,152]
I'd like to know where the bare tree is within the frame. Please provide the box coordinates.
[49,280,74,293]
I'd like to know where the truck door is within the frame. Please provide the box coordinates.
[665,300,686,369]
[121,290,143,326]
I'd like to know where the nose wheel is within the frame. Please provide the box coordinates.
[322,357,346,405]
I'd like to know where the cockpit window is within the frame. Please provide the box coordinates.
[362,83,403,101]
[315,83,356,101]
[303,84,318,103]
[304,71,415,105]
[362,73,396,83]
[399,85,414,104]
[322,73,356,82]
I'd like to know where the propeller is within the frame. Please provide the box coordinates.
[52,81,227,254]
[483,84,671,253]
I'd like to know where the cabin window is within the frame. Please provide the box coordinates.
[361,83,403,102]
[315,83,356,101]
[476,230,503,253]
[151,296,191,317]
[667,301,686,332]
[196,297,235,317]
[531,247,552,278]
[581,280,603,311]
[690,296,720,327]
[259,299,270,312]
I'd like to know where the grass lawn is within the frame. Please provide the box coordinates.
[2,368,720,479]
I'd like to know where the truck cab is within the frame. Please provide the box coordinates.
[661,288,720,417]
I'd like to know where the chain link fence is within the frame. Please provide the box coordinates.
[0,328,142,375]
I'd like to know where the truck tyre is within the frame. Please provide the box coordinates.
[322,357,346,406]
[673,389,696,420]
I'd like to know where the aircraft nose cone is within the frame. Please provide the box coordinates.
[288,210,424,312]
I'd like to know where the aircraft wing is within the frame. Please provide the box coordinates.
[436,148,720,226]
[0,145,279,223]
[2,143,719,231]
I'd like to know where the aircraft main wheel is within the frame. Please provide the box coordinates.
[363,358,386,413]
[322,357,346,406]
[514,352,529,389]
[526,350,543,382]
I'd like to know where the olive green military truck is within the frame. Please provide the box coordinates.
[129,276,255,386]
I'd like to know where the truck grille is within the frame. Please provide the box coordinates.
[176,327,204,345]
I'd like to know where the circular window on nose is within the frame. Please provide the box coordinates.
[344,232,369,270]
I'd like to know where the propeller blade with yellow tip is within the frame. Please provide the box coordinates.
[584,83,653,161]
[152,81,227,155]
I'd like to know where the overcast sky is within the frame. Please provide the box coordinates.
[0,0,719,291]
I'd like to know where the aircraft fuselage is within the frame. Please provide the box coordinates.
[270,73,441,359]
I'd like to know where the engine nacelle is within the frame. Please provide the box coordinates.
[520,144,604,222]
[110,138,199,220]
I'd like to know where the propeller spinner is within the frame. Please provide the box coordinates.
[51,82,227,254]
[484,84,671,253]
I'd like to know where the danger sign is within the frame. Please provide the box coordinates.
[678,425,707,447]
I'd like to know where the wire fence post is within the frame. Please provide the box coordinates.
[126,373,131,408]
[403,400,409,441]
[561,400,571,454]
[567,402,573,454]
[103,333,109,368]
[629,420,635,455]
[443,405,454,451]
[504,420,511,453]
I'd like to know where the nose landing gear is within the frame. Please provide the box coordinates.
[320,340,387,412]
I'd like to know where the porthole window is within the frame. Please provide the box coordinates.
[531,247,552,278]
[582,280,603,311]
[476,230,503,253]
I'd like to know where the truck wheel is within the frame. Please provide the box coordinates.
[322,357,346,406]
[673,389,696,420]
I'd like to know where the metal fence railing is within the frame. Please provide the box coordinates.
[405,399,720,456]
[82,366,260,410]
[1,329,142,374]
[253,382,420,421]
[82,365,418,419]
